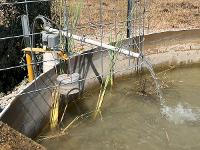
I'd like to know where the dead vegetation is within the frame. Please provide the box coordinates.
[50,0,200,40]
[147,0,200,32]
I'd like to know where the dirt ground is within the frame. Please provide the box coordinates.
[0,121,46,150]
[58,0,200,33]
[51,0,200,50]
[148,0,200,32]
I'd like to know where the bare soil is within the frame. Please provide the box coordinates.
[55,0,200,32]
[51,0,200,51]
[148,0,200,32]
[0,121,45,150]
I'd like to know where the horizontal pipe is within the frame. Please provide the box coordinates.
[63,32,140,58]
[44,27,140,58]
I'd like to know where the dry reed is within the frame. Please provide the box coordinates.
[50,88,61,129]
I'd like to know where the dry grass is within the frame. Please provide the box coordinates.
[147,0,200,32]
[51,0,128,41]
[52,0,200,28]
[48,0,200,54]
[50,88,60,129]
[50,0,200,45]
[1,0,200,34]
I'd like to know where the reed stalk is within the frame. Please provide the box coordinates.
[94,33,123,119]
[67,0,83,53]
[50,88,61,129]
[38,111,94,142]
[49,1,83,130]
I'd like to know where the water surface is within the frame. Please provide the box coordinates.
[41,65,200,150]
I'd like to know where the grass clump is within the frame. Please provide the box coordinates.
[50,88,61,129]
[94,33,123,119]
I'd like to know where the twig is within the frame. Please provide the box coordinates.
[59,102,68,125]
[163,128,170,143]
[62,111,94,133]
[37,132,65,142]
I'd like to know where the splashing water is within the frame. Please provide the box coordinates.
[142,57,200,124]
[142,57,164,105]
[161,103,200,124]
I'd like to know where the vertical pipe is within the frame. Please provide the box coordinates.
[127,0,132,38]
[26,52,34,82]
[21,15,35,82]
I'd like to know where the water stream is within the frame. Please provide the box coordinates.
[143,57,164,105]
[143,58,200,125]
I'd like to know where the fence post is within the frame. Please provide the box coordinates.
[127,0,133,38]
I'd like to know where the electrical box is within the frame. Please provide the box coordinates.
[47,34,59,50]
[42,32,60,50]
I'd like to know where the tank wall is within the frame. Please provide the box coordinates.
[1,30,200,138]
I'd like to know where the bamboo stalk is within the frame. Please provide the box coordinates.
[94,34,123,119]
[50,88,60,129]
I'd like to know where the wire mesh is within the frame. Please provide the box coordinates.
[0,0,147,137]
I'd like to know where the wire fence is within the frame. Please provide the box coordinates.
[0,0,147,137]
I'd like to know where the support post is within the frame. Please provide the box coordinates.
[25,52,34,82]
[127,0,133,38]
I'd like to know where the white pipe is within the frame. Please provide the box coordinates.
[44,27,140,58]
[63,32,140,58]
[43,52,59,73]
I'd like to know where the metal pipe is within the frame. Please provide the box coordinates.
[25,52,35,82]
[63,32,140,58]
[42,18,140,58]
